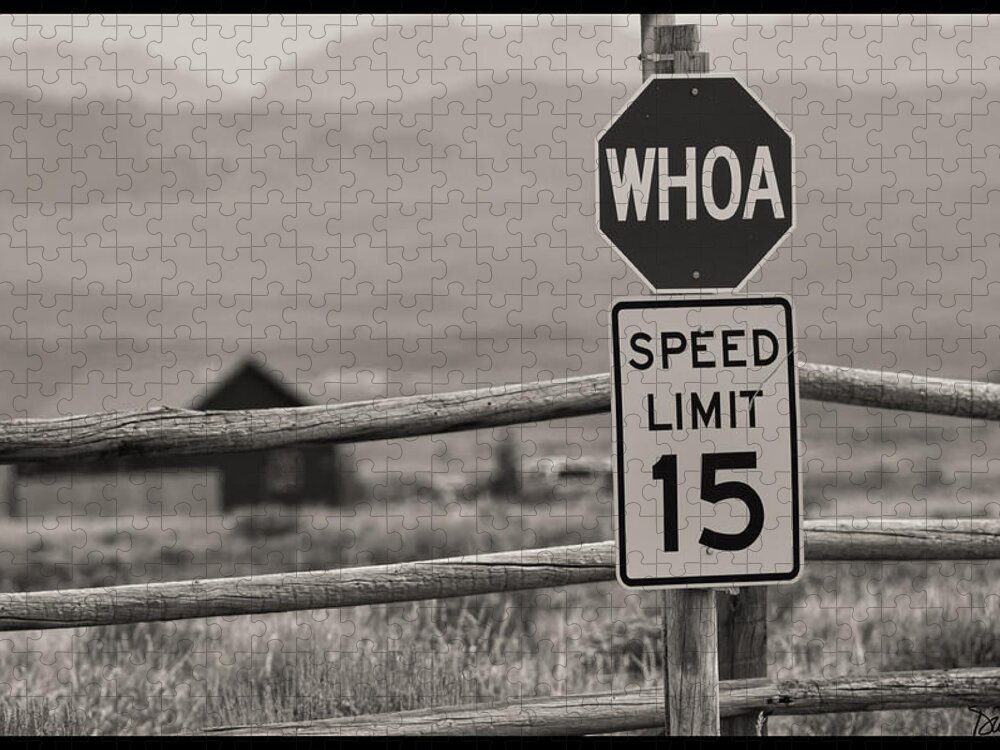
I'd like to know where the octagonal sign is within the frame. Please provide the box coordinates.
[597,75,794,293]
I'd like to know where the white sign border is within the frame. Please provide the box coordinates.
[610,293,804,590]
[595,73,797,295]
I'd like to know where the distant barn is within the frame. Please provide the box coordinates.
[10,358,344,515]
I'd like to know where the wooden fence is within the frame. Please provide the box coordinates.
[200,668,1000,736]
[3,362,1000,464]
[1,360,999,735]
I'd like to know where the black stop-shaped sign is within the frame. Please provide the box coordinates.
[597,76,794,292]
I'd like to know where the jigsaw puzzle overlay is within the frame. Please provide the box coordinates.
[0,14,998,736]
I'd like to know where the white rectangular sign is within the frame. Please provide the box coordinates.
[611,296,802,589]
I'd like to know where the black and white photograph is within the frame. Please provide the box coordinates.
[1,11,999,740]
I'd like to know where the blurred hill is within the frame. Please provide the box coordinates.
[1,15,998,502]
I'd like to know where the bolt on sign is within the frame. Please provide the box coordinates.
[610,297,802,589]
[597,75,794,293]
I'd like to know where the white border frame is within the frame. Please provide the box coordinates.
[594,73,797,295]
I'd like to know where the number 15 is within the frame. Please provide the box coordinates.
[651,451,765,553]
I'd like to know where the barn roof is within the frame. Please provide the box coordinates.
[192,357,316,411]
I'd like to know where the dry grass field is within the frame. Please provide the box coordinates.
[0,471,996,736]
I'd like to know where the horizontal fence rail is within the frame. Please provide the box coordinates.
[199,667,1000,735]
[2,519,998,633]
[2,362,1000,465]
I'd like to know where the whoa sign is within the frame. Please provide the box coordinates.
[597,75,794,293]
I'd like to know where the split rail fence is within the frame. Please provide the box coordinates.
[2,361,1000,735]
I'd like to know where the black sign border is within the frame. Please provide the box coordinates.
[610,295,802,589]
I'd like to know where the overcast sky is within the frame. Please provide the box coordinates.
[0,14,988,94]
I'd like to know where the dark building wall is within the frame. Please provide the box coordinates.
[214,445,341,511]
[195,360,343,511]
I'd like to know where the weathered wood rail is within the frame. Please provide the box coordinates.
[5,360,1000,735]
[2,518,998,633]
[200,667,1000,736]
[2,362,999,465]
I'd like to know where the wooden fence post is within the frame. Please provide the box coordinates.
[718,587,768,735]
[662,588,720,735]
[640,14,710,80]
[639,15,765,737]
[639,14,721,737]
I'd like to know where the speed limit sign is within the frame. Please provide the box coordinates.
[610,296,802,589]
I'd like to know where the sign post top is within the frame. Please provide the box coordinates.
[597,74,795,293]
